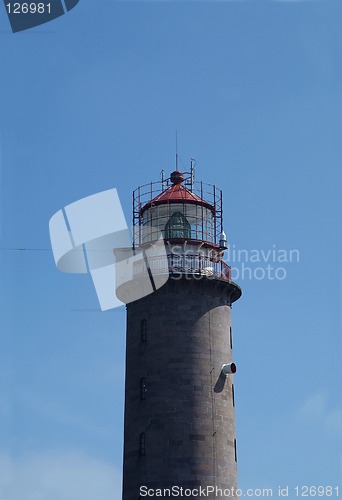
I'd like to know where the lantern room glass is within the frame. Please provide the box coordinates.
[141,203,214,244]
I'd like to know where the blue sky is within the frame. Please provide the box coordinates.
[0,0,342,498]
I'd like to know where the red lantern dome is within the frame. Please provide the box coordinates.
[141,170,214,214]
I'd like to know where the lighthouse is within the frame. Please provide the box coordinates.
[119,166,242,499]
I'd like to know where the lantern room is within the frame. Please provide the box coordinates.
[130,165,234,283]
[134,168,225,249]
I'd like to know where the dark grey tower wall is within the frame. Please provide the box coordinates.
[122,276,239,500]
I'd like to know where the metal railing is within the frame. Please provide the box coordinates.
[133,253,231,281]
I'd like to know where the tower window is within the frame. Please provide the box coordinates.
[232,384,235,407]
[164,212,191,239]
[234,439,237,463]
[229,326,233,349]
[140,433,146,456]
[140,377,147,401]
[141,319,147,342]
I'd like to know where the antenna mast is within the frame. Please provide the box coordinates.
[190,158,195,191]
[176,130,178,169]
[161,169,166,190]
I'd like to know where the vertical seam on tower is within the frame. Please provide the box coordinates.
[141,316,148,483]
[209,310,217,498]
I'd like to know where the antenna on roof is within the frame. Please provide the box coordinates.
[161,169,166,190]
[175,130,178,170]
[190,158,196,191]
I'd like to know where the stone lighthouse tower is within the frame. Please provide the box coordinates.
[119,167,242,499]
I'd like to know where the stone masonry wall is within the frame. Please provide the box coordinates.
[122,277,238,500]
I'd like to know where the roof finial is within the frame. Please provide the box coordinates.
[170,170,184,185]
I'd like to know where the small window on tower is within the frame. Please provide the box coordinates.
[140,377,147,401]
[234,439,237,463]
[232,384,235,407]
[141,319,147,342]
[229,326,233,349]
[140,433,146,456]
